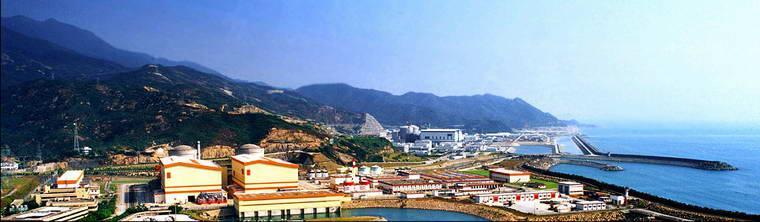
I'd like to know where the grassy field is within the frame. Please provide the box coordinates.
[461,169,490,177]
[382,152,424,162]
[528,178,558,190]
[1,176,39,208]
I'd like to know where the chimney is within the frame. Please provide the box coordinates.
[197,141,201,159]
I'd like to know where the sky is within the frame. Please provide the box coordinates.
[2,0,759,124]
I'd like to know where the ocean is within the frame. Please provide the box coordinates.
[549,123,760,214]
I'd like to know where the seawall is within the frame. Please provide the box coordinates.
[570,135,737,171]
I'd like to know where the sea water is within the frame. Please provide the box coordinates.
[550,123,760,214]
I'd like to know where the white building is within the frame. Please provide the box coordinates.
[436,142,463,152]
[1,162,19,171]
[610,195,626,205]
[575,200,606,211]
[489,168,531,183]
[420,129,464,143]
[392,143,411,153]
[472,191,558,205]
[378,180,443,193]
[56,170,84,189]
[558,181,584,196]
[409,140,433,155]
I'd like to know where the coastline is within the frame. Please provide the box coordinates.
[523,164,759,221]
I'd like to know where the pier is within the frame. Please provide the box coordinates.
[566,135,737,171]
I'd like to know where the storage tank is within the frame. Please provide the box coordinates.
[358,166,370,176]
[169,145,197,158]
[237,144,265,158]
[370,165,383,175]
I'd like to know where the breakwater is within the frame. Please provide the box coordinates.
[557,159,623,171]
[571,135,736,171]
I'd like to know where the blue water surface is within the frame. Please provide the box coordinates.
[550,123,760,214]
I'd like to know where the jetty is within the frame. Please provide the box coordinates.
[567,135,736,171]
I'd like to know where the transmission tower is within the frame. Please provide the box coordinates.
[73,123,81,154]
[37,142,42,161]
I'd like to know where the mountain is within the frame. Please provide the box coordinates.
[1,27,126,87]
[1,15,223,77]
[296,83,563,132]
[1,64,369,159]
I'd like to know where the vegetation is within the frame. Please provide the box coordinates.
[0,176,39,208]
[333,136,392,162]
[527,178,558,190]
[382,152,424,162]
[109,205,148,222]
[462,169,490,177]
[79,197,116,222]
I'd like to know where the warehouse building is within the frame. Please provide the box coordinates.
[489,168,531,183]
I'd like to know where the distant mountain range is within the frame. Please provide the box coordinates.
[1,27,126,87]
[1,16,223,77]
[296,83,563,131]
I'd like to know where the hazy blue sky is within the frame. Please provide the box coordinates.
[3,0,759,124]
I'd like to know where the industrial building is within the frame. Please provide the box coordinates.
[420,129,464,143]
[56,170,84,189]
[409,140,433,155]
[159,145,225,205]
[33,170,100,209]
[229,144,350,220]
[472,190,558,205]
[558,181,584,196]
[4,206,90,221]
[229,147,299,193]
[575,200,607,211]
[234,191,349,220]
[489,168,531,183]
[377,179,443,193]
[421,171,501,189]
